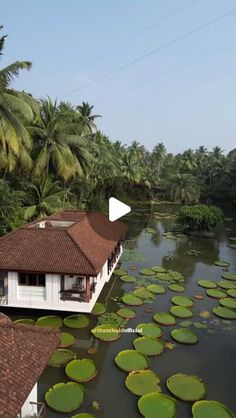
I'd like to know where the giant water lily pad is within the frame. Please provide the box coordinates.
[167,374,206,401]
[171,328,198,344]
[227,289,236,298]
[136,323,163,338]
[152,266,166,273]
[138,392,177,418]
[218,281,236,290]
[113,268,127,276]
[133,288,155,300]
[168,284,186,292]
[214,260,230,267]
[220,297,236,309]
[45,382,84,413]
[213,306,236,319]
[117,307,136,319]
[71,414,97,418]
[115,349,149,371]
[140,268,155,276]
[125,370,161,396]
[64,314,89,329]
[65,359,98,382]
[206,289,226,299]
[192,400,236,418]
[91,323,121,341]
[120,275,137,283]
[171,296,194,307]
[153,312,176,326]
[147,284,166,294]
[133,336,165,356]
[48,349,76,367]
[221,272,236,281]
[197,280,217,289]
[36,315,62,328]
[170,306,193,319]
[121,293,143,306]
[156,273,175,282]
[14,318,35,325]
[91,303,106,316]
[59,332,76,348]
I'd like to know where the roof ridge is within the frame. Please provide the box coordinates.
[66,227,97,274]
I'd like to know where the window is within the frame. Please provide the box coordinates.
[18,273,45,287]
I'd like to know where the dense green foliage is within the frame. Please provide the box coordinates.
[178,205,223,232]
[0,27,235,235]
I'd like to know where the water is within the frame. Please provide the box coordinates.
[11,204,236,417]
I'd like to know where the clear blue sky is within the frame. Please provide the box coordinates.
[1,0,236,153]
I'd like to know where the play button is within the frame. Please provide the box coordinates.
[109,197,131,222]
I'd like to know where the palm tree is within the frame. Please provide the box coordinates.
[168,173,200,204]
[181,149,198,173]
[152,142,167,175]
[76,101,101,133]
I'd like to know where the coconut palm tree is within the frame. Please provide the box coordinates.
[76,101,101,133]
[168,173,200,204]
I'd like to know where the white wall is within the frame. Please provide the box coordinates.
[20,382,37,418]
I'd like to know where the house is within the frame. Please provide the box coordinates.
[0,315,59,418]
[0,210,127,312]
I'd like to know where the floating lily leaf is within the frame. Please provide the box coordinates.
[170,306,193,319]
[171,328,198,344]
[214,260,230,267]
[138,392,177,418]
[153,312,176,326]
[194,294,204,300]
[45,382,84,413]
[168,284,186,292]
[48,349,76,367]
[91,323,121,341]
[171,296,194,308]
[36,315,62,328]
[147,284,166,294]
[229,237,236,242]
[227,289,236,298]
[120,275,137,283]
[193,322,207,329]
[14,318,35,325]
[117,308,136,319]
[64,314,89,329]
[125,370,161,395]
[152,266,166,273]
[156,273,175,282]
[115,349,149,372]
[218,281,236,290]
[136,322,163,338]
[165,342,176,350]
[133,288,155,300]
[71,414,97,418]
[199,310,211,319]
[197,280,217,289]
[65,359,98,382]
[133,336,165,356]
[140,268,155,276]
[59,332,76,348]
[221,272,236,281]
[121,293,143,306]
[179,320,192,327]
[220,297,236,309]
[206,289,226,299]
[192,400,236,418]
[97,313,126,328]
[213,306,236,319]
[91,303,106,316]
[167,374,206,401]
[113,268,128,276]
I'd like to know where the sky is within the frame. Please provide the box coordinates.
[1,0,236,153]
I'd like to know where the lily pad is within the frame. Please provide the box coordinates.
[229,237,236,242]
[171,328,198,344]
[147,284,166,294]
[171,296,194,307]
[206,289,226,299]
[113,268,128,276]
[179,320,192,327]
[227,289,236,298]
[140,268,155,276]
[218,281,236,290]
[97,312,126,328]
[14,318,35,325]
[197,280,217,289]
[36,315,62,328]
[121,293,143,306]
[91,323,121,341]
[133,288,155,300]
[221,272,236,281]
[138,392,177,418]
[192,400,236,418]
[117,308,136,319]
[91,303,106,316]
[167,374,206,401]
[219,297,236,309]
[115,349,149,372]
[45,382,84,413]
[213,306,236,319]
[168,284,186,292]
[64,314,89,329]
[71,414,97,418]
[48,349,76,367]
[133,336,165,356]
[214,260,230,267]
[136,323,163,338]
[65,359,98,382]
[170,306,193,319]
[125,370,161,396]
[153,312,176,326]
[120,275,137,283]
[152,266,166,273]
[59,332,76,348]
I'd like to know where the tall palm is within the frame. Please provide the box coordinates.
[152,142,167,175]
[181,149,198,173]
[168,173,200,204]
[76,101,101,133]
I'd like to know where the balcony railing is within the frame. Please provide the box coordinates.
[29,401,45,418]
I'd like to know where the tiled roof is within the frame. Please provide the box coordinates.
[0,323,59,418]
[0,211,127,276]
[0,312,11,325]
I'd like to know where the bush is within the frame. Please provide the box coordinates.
[178,204,223,232]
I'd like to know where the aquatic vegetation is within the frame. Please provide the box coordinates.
[165,342,176,350]
[170,306,193,318]
[168,284,186,292]
[119,274,137,283]
[214,260,230,267]
[221,272,236,281]
[59,332,76,348]
[65,359,98,382]
[125,370,161,396]
[115,349,149,372]
[193,322,207,329]
[91,303,106,316]
[197,280,217,289]
[113,268,128,276]
[167,374,206,401]
[199,310,211,319]
[152,265,166,273]
[153,312,176,326]
[45,382,85,413]
[133,336,165,356]
[48,349,76,367]
[194,294,204,300]
[91,323,121,341]
[145,227,156,234]
[64,314,90,329]
[121,293,143,306]
[147,284,166,294]
[14,318,35,325]
[179,320,192,327]
[229,237,236,242]
[138,392,177,418]
[171,295,194,307]
[116,308,136,319]
[227,289,236,298]
[185,249,202,256]
[91,401,101,411]
[192,400,236,418]
[171,328,198,344]
[213,306,236,319]
[218,280,236,290]
[97,312,126,328]
[71,414,97,418]
[206,289,226,299]
[133,288,155,300]
[36,315,62,328]
[136,323,163,338]
[140,268,155,276]
[219,297,236,309]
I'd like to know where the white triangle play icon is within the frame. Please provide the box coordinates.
[109,197,131,222]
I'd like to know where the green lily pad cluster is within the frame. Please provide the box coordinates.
[48,349,76,367]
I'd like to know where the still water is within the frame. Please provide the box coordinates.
[12,204,236,417]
